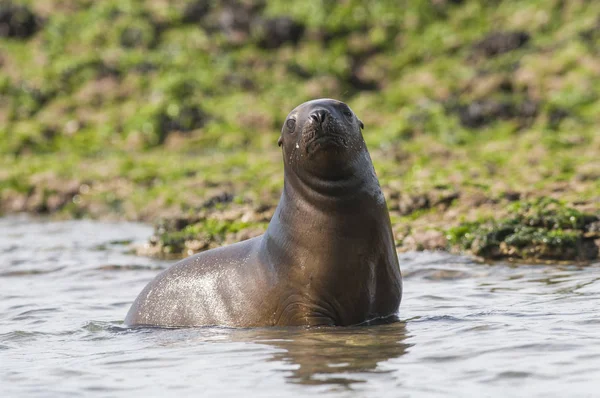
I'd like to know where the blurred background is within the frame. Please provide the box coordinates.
[0,0,598,259]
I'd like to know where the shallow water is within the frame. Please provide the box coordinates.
[1,216,599,397]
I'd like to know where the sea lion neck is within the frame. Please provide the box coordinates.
[282,149,382,208]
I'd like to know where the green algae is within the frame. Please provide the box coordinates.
[446,198,599,261]
[153,217,268,255]
[0,0,599,261]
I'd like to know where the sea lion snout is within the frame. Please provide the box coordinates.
[280,98,366,167]
[309,109,329,125]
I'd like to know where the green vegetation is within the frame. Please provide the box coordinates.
[154,217,265,255]
[1,0,599,261]
[447,198,599,261]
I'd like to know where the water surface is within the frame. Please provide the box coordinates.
[1,216,599,397]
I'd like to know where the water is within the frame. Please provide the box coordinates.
[1,216,599,397]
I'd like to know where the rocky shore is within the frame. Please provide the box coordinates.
[1,0,599,262]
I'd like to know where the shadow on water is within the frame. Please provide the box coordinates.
[229,321,411,389]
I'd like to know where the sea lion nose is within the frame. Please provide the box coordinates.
[310,109,329,125]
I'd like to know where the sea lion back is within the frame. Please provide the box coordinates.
[125,236,270,327]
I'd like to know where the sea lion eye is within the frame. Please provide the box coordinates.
[286,118,296,131]
[343,110,353,118]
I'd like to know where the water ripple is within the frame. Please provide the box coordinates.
[1,217,599,397]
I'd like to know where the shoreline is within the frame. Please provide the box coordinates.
[2,152,598,263]
[2,1,599,263]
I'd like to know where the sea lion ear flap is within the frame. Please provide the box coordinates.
[358,119,364,130]
[277,136,283,147]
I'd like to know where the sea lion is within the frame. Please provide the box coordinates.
[125,98,402,327]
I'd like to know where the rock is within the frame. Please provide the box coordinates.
[502,190,521,202]
[256,17,305,49]
[218,1,264,44]
[457,98,537,128]
[22,179,82,214]
[432,0,465,7]
[348,58,379,91]
[155,216,202,235]
[587,221,600,234]
[473,31,530,57]
[392,189,459,215]
[157,105,206,143]
[181,0,211,23]
[234,227,264,243]
[46,194,66,212]
[429,189,460,208]
[397,193,429,215]
[184,238,210,253]
[547,107,570,130]
[119,24,156,49]
[461,191,491,208]
[223,73,256,90]
[0,2,39,39]
[1,190,28,213]
[447,198,600,262]
[202,192,234,208]
[403,229,447,251]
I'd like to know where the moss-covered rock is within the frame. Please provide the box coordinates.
[1,0,599,262]
[140,203,271,257]
[0,1,39,39]
[446,198,599,262]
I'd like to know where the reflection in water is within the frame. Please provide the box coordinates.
[231,322,410,389]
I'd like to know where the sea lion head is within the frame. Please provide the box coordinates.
[278,98,365,178]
